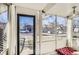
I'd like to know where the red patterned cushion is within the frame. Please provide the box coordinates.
[56,47,76,55]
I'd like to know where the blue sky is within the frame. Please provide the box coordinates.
[42,16,66,26]
[20,15,66,27]
[19,16,33,25]
[57,16,66,26]
[42,16,55,25]
[73,16,79,26]
[0,11,8,23]
[19,16,33,29]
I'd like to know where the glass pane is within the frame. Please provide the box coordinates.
[73,16,79,33]
[57,16,66,34]
[56,16,67,49]
[72,16,79,50]
[0,4,8,54]
[42,15,55,35]
[18,15,35,55]
[41,15,56,54]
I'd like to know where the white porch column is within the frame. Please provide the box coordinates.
[38,11,42,55]
[6,4,12,54]
[67,17,73,47]
[9,4,17,55]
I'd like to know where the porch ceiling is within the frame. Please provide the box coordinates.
[14,3,47,11]
[14,3,79,17]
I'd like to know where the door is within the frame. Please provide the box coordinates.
[17,14,35,55]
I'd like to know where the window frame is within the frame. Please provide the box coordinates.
[17,14,36,55]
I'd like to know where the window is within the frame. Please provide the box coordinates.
[73,16,79,33]
[41,15,56,54]
[57,16,67,34]
[56,16,67,49]
[42,15,55,35]
[72,16,79,49]
[41,15,67,54]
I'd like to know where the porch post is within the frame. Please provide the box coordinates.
[67,17,73,47]
[6,4,12,55]
[9,4,17,55]
[38,11,42,55]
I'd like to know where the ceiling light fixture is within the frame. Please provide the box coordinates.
[67,6,77,18]
[72,6,77,17]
